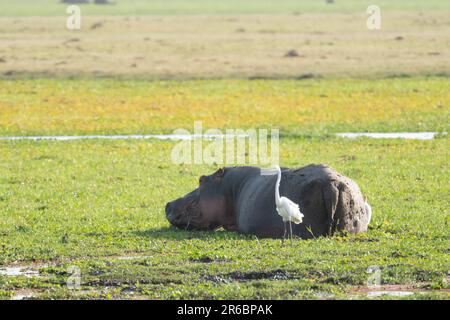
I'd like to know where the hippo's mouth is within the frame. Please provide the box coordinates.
[166,199,203,230]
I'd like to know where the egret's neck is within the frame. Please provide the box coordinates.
[275,166,281,206]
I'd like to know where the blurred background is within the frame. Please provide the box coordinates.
[0,0,449,79]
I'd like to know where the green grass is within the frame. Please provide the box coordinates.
[0,77,448,299]
[0,137,448,299]
[1,0,449,16]
[0,0,448,301]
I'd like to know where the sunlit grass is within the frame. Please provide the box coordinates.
[0,137,448,299]
[0,78,448,136]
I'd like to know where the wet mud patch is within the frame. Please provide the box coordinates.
[0,266,43,278]
[350,284,450,298]
[11,289,41,300]
[204,275,232,284]
[190,256,231,264]
[204,269,295,285]
[83,277,143,287]
[84,276,183,287]
[336,132,446,140]
[233,269,292,281]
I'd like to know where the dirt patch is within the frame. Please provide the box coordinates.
[314,291,335,299]
[204,269,293,283]
[2,12,448,79]
[351,284,418,298]
[90,22,104,30]
[284,49,301,58]
[84,279,130,287]
[353,284,417,292]
[85,275,183,287]
[11,289,40,300]
[295,73,316,80]
[190,256,231,264]
[63,38,80,45]
[205,275,231,284]
[350,284,450,298]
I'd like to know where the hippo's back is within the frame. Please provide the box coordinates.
[235,164,369,238]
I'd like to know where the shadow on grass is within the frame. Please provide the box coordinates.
[133,226,249,240]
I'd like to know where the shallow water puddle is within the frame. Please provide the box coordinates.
[314,292,335,299]
[0,266,40,278]
[336,132,445,140]
[351,284,429,298]
[0,132,445,141]
[367,291,415,297]
[116,255,152,261]
[12,294,33,300]
[0,133,247,141]
[12,290,37,300]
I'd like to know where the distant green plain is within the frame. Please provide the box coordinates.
[2,0,449,16]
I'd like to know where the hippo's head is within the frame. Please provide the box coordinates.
[165,168,233,231]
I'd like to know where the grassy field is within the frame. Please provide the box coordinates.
[0,78,448,136]
[1,2,449,78]
[0,137,448,299]
[0,0,449,300]
[0,77,449,299]
[1,12,449,79]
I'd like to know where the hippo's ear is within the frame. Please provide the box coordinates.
[213,167,226,181]
[199,175,207,186]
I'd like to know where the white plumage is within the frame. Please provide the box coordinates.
[364,201,372,225]
[261,165,304,242]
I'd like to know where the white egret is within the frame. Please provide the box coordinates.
[261,165,304,243]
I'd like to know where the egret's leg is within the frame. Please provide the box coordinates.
[289,221,293,245]
[282,222,287,245]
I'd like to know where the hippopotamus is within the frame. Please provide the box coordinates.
[165,164,371,239]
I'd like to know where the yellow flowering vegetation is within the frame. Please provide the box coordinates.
[0,77,448,136]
